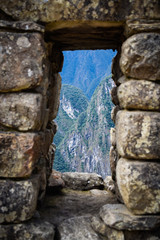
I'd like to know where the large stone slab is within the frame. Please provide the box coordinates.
[57,215,102,240]
[61,172,104,190]
[0,0,125,23]
[0,175,40,223]
[91,216,125,240]
[0,32,47,92]
[0,93,46,131]
[117,158,160,214]
[118,80,160,110]
[120,33,160,80]
[0,219,55,240]
[0,0,159,23]
[0,130,54,178]
[116,111,160,159]
[100,204,160,230]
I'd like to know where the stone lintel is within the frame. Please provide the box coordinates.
[45,21,124,50]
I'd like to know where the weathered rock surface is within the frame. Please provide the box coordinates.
[111,86,119,105]
[104,176,115,193]
[120,33,160,80]
[0,1,159,24]
[91,216,124,240]
[48,73,61,121]
[39,188,117,227]
[0,130,53,178]
[117,158,160,214]
[100,204,160,230]
[45,144,57,182]
[61,172,104,190]
[0,93,46,131]
[0,175,40,223]
[0,1,159,50]
[110,128,116,147]
[0,20,45,32]
[0,32,47,92]
[109,146,118,181]
[0,219,55,240]
[116,110,160,159]
[57,215,104,240]
[111,106,120,124]
[118,80,160,110]
[112,50,123,86]
[49,47,64,73]
[125,19,160,37]
[47,170,65,191]
[43,123,56,156]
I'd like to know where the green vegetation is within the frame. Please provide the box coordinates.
[77,111,87,132]
[61,84,88,115]
[54,84,89,148]
[53,75,114,177]
[53,149,71,172]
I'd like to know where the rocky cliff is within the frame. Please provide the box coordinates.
[54,76,114,178]
[61,50,115,99]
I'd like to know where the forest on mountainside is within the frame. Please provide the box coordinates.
[53,50,116,177]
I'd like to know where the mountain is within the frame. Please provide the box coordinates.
[61,50,116,99]
[54,76,114,178]
[54,84,89,149]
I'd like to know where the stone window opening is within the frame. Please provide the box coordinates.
[52,49,117,181]
[0,1,160,238]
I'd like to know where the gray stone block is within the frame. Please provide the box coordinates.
[0,93,46,131]
[117,158,160,214]
[0,175,40,223]
[120,33,160,80]
[116,110,160,159]
[0,32,47,92]
[118,80,160,110]
[100,204,160,230]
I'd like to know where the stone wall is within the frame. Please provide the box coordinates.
[108,20,160,239]
[0,1,160,239]
[0,21,63,239]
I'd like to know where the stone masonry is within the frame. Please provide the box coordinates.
[0,0,160,239]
